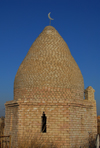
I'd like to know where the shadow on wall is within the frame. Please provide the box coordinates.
[97,116,100,135]
[0,116,5,136]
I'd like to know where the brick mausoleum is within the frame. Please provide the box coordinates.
[4,26,97,148]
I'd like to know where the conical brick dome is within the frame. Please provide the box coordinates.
[14,26,84,100]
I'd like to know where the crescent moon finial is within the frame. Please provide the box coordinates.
[48,12,54,26]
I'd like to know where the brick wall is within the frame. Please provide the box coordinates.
[4,86,97,148]
[69,99,97,148]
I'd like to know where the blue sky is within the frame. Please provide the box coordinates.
[0,0,100,117]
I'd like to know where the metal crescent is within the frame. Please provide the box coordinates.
[48,12,54,20]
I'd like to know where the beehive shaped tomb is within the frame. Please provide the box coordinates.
[14,26,84,101]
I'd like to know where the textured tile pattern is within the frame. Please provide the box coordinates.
[14,26,84,101]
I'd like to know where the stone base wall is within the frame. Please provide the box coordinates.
[4,97,97,148]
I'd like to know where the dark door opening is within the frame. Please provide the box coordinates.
[41,111,47,133]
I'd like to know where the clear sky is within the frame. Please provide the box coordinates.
[0,0,100,117]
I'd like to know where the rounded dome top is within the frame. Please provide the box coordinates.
[14,26,84,100]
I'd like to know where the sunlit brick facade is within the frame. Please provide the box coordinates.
[4,26,97,148]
